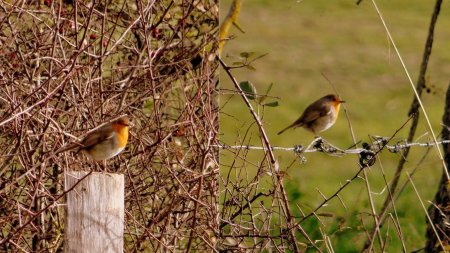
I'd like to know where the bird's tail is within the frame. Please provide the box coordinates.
[55,142,81,154]
[277,124,294,135]
[278,121,304,135]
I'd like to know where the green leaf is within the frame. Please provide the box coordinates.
[265,83,274,96]
[245,64,256,71]
[239,81,256,100]
[259,83,274,103]
[263,101,279,107]
[253,53,268,61]
[240,52,255,58]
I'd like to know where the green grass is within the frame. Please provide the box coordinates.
[220,0,450,251]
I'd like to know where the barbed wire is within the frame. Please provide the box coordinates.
[217,137,450,153]
[216,137,450,167]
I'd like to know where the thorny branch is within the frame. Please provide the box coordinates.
[219,57,308,252]
[0,0,218,251]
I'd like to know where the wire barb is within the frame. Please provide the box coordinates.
[217,137,450,162]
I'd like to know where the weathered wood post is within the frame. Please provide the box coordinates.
[65,171,124,253]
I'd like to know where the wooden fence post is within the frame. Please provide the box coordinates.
[65,171,124,253]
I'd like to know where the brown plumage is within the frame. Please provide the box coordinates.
[56,116,130,160]
[278,94,345,136]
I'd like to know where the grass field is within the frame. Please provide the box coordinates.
[219,0,450,251]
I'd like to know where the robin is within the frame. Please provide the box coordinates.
[56,115,130,161]
[278,94,345,136]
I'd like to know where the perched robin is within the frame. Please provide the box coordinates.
[56,116,130,161]
[278,94,345,136]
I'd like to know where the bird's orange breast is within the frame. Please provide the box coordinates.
[329,102,341,124]
[333,102,341,115]
[112,124,129,148]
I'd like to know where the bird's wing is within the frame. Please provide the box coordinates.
[80,125,114,150]
[296,102,330,125]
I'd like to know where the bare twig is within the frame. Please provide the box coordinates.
[0,0,218,251]
[363,0,445,249]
